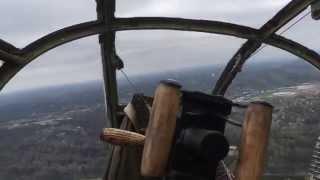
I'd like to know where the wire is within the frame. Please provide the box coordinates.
[120,69,141,94]
[224,11,312,128]
[250,10,311,58]
[120,69,151,107]
[279,11,311,35]
[221,161,235,180]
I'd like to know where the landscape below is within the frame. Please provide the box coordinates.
[0,59,319,180]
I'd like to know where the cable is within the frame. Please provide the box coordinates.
[120,69,141,94]
[120,69,151,107]
[250,10,311,58]
[221,161,235,180]
[279,11,311,35]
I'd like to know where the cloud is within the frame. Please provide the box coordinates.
[116,0,291,27]
[0,0,319,93]
[3,36,102,92]
[0,0,96,47]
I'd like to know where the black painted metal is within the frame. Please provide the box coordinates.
[97,0,120,128]
[312,0,320,20]
[170,90,232,180]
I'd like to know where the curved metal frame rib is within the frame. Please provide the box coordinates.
[0,17,319,91]
[213,0,315,95]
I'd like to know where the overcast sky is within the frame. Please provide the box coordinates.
[0,0,319,92]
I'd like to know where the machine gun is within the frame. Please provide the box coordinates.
[101,80,273,180]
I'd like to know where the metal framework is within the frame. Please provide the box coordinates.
[0,0,318,130]
[0,1,319,179]
[213,0,316,95]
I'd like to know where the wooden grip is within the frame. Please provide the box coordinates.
[141,81,181,177]
[101,128,145,146]
[234,101,273,180]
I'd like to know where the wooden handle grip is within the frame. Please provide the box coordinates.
[101,128,145,146]
[235,101,273,180]
[141,80,181,177]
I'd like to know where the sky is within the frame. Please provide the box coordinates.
[0,0,319,92]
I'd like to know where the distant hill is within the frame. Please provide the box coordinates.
[2,59,319,122]
[0,59,320,179]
